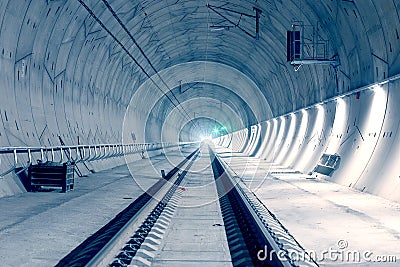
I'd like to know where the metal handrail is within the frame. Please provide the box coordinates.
[14,149,32,175]
[0,142,193,178]
[0,149,18,177]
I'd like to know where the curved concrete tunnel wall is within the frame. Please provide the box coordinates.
[179,117,226,142]
[0,1,274,197]
[0,0,133,196]
[0,0,399,203]
[145,83,258,143]
[123,61,272,146]
[216,78,400,202]
[161,98,247,143]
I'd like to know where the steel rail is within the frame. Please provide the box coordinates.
[55,148,199,267]
[209,147,318,267]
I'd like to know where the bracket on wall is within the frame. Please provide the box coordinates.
[206,4,262,40]
[287,21,339,71]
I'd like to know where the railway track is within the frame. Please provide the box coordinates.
[209,148,318,267]
[56,148,199,267]
[56,145,316,267]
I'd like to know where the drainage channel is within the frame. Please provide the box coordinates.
[56,148,199,267]
[209,147,318,267]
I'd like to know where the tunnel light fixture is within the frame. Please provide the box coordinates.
[209,25,231,31]
[251,73,399,158]
[370,86,387,124]
[212,126,227,133]
[278,73,400,123]
[296,102,325,169]
[372,84,383,92]
[211,125,229,138]
[329,97,347,153]
[316,104,323,112]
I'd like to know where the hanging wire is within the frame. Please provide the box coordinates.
[203,1,210,84]
[77,0,198,127]
[100,0,197,127]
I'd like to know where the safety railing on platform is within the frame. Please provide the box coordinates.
[0,142,189,178]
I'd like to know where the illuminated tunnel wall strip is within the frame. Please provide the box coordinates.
[217,79,400,202]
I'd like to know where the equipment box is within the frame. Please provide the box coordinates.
[28,161,75,192]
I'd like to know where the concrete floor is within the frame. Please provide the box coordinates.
[0,151,185,266]
[216,147,400,266]
[152,147,232,267]
[2,145,400,266]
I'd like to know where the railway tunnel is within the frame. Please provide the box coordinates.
[1,0,400,266]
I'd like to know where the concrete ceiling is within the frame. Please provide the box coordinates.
[0,0,399,145]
